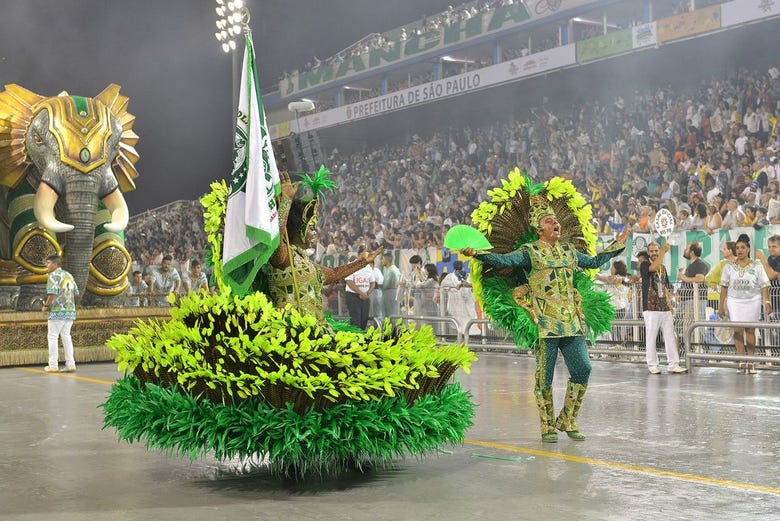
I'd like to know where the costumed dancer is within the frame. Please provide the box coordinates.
[266,171,381,325]
[103,165,476,478]
[458,170,626,443]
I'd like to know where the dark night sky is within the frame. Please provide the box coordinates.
[0,0,454,213]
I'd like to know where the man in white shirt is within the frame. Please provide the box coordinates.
[721,199,746,230]
[153,255,181,306]
[735,128,749,156]
[344,252,376,329]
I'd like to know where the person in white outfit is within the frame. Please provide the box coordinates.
[639,243,688,374]
[42,254,79,373]
[370,262,384,323]
[440,260,477,337]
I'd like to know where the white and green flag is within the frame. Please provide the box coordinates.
[222,32,281,295]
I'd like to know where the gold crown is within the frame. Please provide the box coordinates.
[529,194,555,230]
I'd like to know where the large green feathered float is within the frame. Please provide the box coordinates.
[468,168,614,350]
[101,173,476,478]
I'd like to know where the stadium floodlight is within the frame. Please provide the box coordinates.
[214,0,250,50]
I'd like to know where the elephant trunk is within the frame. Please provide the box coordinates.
[53,172,101,298]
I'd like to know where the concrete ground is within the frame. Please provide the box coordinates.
[1,354,779,521]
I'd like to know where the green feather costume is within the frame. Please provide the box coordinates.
[102,166,476,478]
[469,169,625,442]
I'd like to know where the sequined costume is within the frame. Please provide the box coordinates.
[477,239,624,441]
[467,171,625,442]
[267,187,371,324]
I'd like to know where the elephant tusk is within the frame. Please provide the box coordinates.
[102,189,129,233]
[34,183,75,233]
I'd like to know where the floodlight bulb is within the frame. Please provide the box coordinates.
[222,43,230,53]
[234,0,244,8]
[232,24,241,34]
[227,2,234,9]
[227,26,235,35]
[215,0,224,4]
[215,6,224,16]
[215,31,222,41]
[229,40,236,50]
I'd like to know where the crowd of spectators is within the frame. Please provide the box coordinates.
[125,66,780,289]
[124,200,206,276]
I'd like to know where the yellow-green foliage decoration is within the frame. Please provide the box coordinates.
[108,289,476,410]
[200,180,230,293]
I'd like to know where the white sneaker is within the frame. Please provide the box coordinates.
[648,366,661,375]
[60,365,76,373]
[43,366,59,373]
[668,365,688,374]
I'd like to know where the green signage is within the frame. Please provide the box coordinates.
[576,28,633,63]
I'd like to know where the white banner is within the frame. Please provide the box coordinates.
[721,0,780,27]
[290,44,576,133]
[632,22,657,48]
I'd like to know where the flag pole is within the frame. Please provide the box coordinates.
[233,8,251,125]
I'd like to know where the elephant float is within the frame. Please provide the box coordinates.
[0,84,140,309]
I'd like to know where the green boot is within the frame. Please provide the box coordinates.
[535,388,557,443]
[555,382,587,441]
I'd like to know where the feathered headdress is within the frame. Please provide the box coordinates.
[295,165,337,241]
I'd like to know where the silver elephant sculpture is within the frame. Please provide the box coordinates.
[0,84,140,309]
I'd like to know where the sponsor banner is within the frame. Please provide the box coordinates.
[657,5,722,43]
[721,0,780,27]
[290,45,575,132]
[275,120,290,139]
[632,22,657,48]
[576,28,633,63]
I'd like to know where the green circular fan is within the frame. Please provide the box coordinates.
[444,225,492,251]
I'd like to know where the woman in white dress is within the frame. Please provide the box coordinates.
[719,234,772,374]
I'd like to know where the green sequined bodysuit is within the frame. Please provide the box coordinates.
[266,244,327,322]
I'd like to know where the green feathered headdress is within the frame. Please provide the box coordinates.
[299,164,338,200]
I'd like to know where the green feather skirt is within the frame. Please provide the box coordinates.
[102,375,474,478]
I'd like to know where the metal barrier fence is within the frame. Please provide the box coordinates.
[683,320,780,374]
[379,282,780,372]
[388,315,463,344]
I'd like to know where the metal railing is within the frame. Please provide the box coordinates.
[388,314,463,344]
[682,320,780,374]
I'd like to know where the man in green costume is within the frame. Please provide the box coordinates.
[463,195,626,442]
